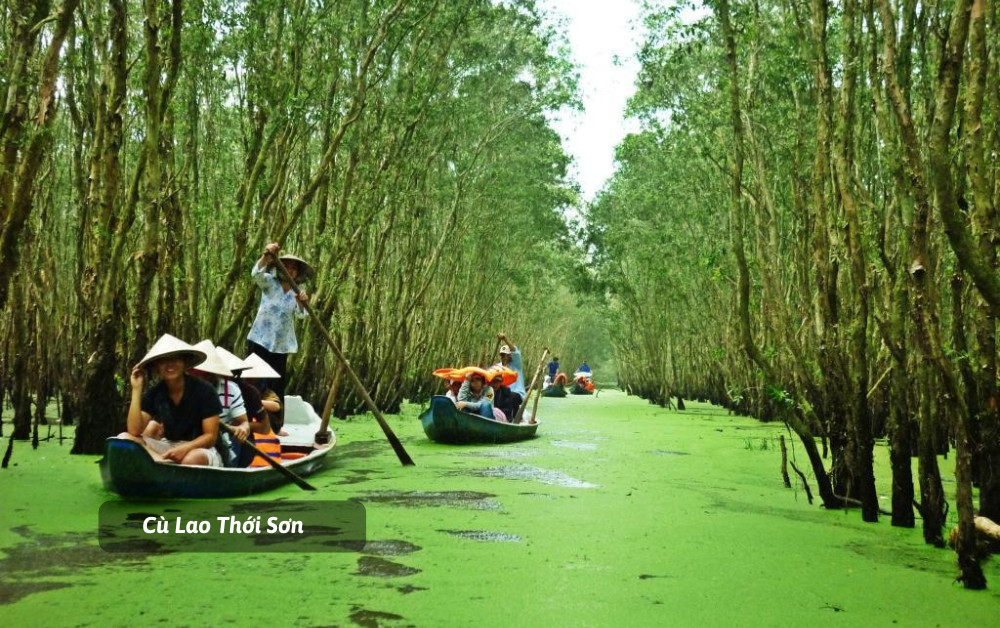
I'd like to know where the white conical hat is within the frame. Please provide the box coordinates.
[189,340,234,377]
[136,334,207,370]
[241,353,281,379]
[215,346,252,374]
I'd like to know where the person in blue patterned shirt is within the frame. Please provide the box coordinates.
[246,242,313,412]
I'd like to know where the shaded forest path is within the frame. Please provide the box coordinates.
[1,391,998,626]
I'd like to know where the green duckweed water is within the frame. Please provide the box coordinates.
[1,390,998,627]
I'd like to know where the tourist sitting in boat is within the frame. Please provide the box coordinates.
[216,346,281,468]
[543,374,552,389]
[241,352,287,451]
[494,333,526,403]
[445,378,462,405]
[189,340,250,467]
[488,367,521,423]
[121,334,223,467]
[456,368,498,420]
[573,373,595,393]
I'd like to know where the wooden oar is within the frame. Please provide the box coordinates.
[220,423,317,491]
[316,362,344,445]
[514,348,549,424]
[268,254,415,466]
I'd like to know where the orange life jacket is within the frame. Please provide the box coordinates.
[249,429,282,468]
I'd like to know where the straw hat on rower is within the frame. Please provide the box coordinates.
[242,353,281,379]
[189,340,234,378]
[135,334,207,371]
[275,253,315,283]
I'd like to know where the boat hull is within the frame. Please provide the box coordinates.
[420,396,538,444]
[541,384,567,397]
[569,383,593,395]
[99,438,334,499]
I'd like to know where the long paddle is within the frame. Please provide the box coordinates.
[514,348,549,424]
[267,253,415,466]
[220,423,317,491]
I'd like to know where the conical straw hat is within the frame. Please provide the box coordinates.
[189,340,234,377]
[278,254,315,283]
[241,353,281,379]
[215,346,252,374]
[136,334,207,370]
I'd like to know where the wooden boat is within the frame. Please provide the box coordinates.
[99,437,335,499]
[569,382,593,395]
[541,383,567,397]
[420,395,538,444]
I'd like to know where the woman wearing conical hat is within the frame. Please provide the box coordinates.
[121,334,224,467]
[247,242,313,414]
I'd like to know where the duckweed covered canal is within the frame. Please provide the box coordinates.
[2,391,999,627]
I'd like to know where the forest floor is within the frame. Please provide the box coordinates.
[1,390,998,627]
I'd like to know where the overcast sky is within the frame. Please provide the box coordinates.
[539,0,645,202]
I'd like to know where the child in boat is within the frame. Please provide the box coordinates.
[445,378,462,404]
[121,334,223,467]
[189,341,251,467]
[240,352,285,466]
[488,368,520,423]
[456,369,498,420]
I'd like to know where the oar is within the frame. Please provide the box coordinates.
[316,361,344,445]
[268,253,415,466]
[220,423,316,491]
[514,348,549,424]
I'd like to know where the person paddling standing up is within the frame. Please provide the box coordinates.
[547,356,560,381]
[247,242,313,428]
[494,334,526,415]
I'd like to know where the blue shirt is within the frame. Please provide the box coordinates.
[547,360,559,378]
[494,348,526,399]
[577,364,591,373]
[247,263,309,354]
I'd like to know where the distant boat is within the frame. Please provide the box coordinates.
[541,383,567,397]
[420,396,538,444]
[569,382,593,395]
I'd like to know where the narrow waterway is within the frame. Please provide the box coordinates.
[1,390,998,626]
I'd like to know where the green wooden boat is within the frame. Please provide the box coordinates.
[420,396,539,444]
[99,437,335,499]
[569,383,593,395]
[541,383,567,397]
